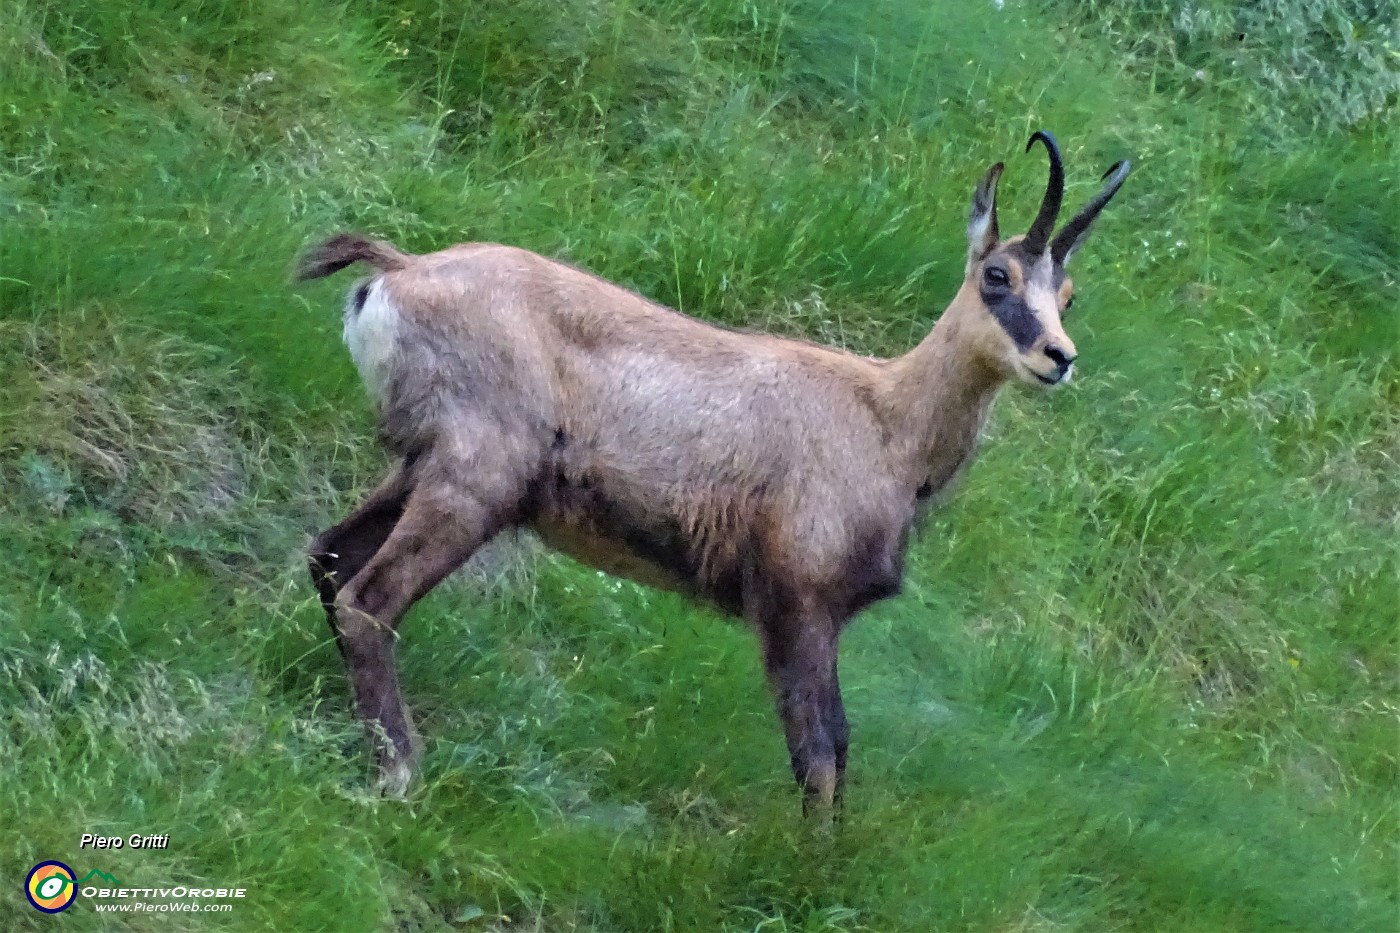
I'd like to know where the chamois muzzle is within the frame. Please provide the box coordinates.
[1045,344,1075,376]
[1023,131,1064,256]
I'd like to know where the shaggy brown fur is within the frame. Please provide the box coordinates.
[300,131,1129,807]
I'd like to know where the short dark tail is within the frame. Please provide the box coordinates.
[295,233,412,282]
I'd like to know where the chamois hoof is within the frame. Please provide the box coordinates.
[377,759,415,800]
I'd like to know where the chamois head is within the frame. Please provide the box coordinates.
[957,131,1130,388]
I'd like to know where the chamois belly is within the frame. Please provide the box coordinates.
[525,451,912,622]
[530,514,697,597]
[526,441,758,612]
[526,484,754,617]
[531,505,911,624]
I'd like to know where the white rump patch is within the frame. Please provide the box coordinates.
[343,279,400,406]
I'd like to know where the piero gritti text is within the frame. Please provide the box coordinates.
[80,833,170,850]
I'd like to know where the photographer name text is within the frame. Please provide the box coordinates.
[80,833,170,850]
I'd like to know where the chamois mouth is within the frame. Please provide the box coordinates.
[1023,362,1072,388]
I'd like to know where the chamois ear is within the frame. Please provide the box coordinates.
[966,162,1004,272]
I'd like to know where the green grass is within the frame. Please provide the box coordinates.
[2,0,1396,929]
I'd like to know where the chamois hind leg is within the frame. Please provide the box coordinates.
[333,475,515,797]
[309,463,415,638]
[760,608,841,812]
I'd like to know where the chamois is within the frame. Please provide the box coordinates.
[300,131,1130,807]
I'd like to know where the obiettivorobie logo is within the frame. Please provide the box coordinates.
[24,860,247,915]
[25,862,122,914]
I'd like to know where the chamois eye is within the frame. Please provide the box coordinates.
[1064,296,1075,314]
[983,267,1009,287]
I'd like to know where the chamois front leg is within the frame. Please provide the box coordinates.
[761,612,842,811]
[332,477,512,797]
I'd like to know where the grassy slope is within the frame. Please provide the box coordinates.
[2,0,1396,929]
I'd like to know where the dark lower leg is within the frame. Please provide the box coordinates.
[334,607,418,789]
[785,681,838,811]
[334,483,505,794]
[763,623,839,809]
[826,659,851,810]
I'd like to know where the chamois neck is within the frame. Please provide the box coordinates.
[882,298,1006,484]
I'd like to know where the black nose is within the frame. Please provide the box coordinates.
[1045,345,1076,372]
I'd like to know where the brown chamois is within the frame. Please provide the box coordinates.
[299,131,1130,807]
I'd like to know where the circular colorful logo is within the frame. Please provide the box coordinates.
[26,861,77,913]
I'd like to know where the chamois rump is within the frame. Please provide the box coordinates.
[300,131,1130,808]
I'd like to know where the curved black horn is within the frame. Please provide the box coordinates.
[1023,130,1064,256]
[1051,159,1131,264]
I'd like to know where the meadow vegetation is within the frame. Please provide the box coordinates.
[2,0,1396,929]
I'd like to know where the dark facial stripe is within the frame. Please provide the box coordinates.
[981,290,1042,351]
